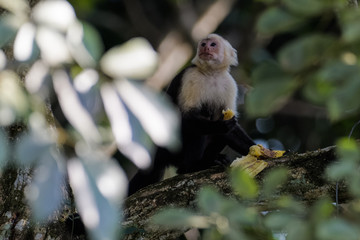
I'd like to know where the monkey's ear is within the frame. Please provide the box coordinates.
[227,45,238,67]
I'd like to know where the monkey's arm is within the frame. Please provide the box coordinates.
[182,114,237,135]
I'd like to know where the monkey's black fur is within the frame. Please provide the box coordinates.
[128,66,255,195]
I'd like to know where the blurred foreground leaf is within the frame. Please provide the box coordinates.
[26,149,65,221]
[230,167,259,199]
[67,153,126,240]
[100,38,158,80]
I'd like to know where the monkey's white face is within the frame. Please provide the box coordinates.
[198,37,223,62]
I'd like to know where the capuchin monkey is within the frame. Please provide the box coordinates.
[128,34,255,195]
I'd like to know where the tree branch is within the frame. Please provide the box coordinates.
[123,145,346,239]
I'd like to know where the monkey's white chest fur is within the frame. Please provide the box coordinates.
[178,68,238,115]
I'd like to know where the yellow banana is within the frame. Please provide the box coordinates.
[222,108,235,120]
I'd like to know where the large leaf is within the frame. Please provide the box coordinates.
[101,83,153,169]
[36,26,72,66]
[32,0,76,32]
[25,60,51,96]
[256,7,304,35]
[67,154,126,240]
[67,21,104,68]
[278,34,336,72]
[100,38,158,80]
[26,149,65,221]
[13,22,39,62]
[52,69,101,143]
[73,69,103,120]
[115,79,180,150]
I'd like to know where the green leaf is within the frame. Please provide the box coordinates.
[326,160,357,180]
[246,62,297,117]
[262,167,288,198]
[327,73,360,121]
[257,7,304,35]
[230,167,259,199]
[100,38,158,80]
[198,187,226,214]
[278,34,336,72]
[286,220,311,240]
[310,198,334,223]
[275,195,305,213]
[327,138,360,181]
[337,137,359,156]
[82,22,103,62]
[303,61,359,104]
[152,208,209,229]
[283,0,342,17]
[340,9,360,43]
[316,219,360,240]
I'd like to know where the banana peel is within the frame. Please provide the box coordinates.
[230,144,285,177]
[249,144,285,159]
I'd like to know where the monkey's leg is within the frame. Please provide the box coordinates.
[200,135,231,167]
[128,148,170,195]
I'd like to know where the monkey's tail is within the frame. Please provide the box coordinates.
[128,148,170,196]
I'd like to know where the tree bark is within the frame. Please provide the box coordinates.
[122,145,346,240]
[0,145,346,239]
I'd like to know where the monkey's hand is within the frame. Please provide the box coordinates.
[222,117,237,133]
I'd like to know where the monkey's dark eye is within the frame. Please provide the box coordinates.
[210,42,216,47]
[201,42,206,47]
